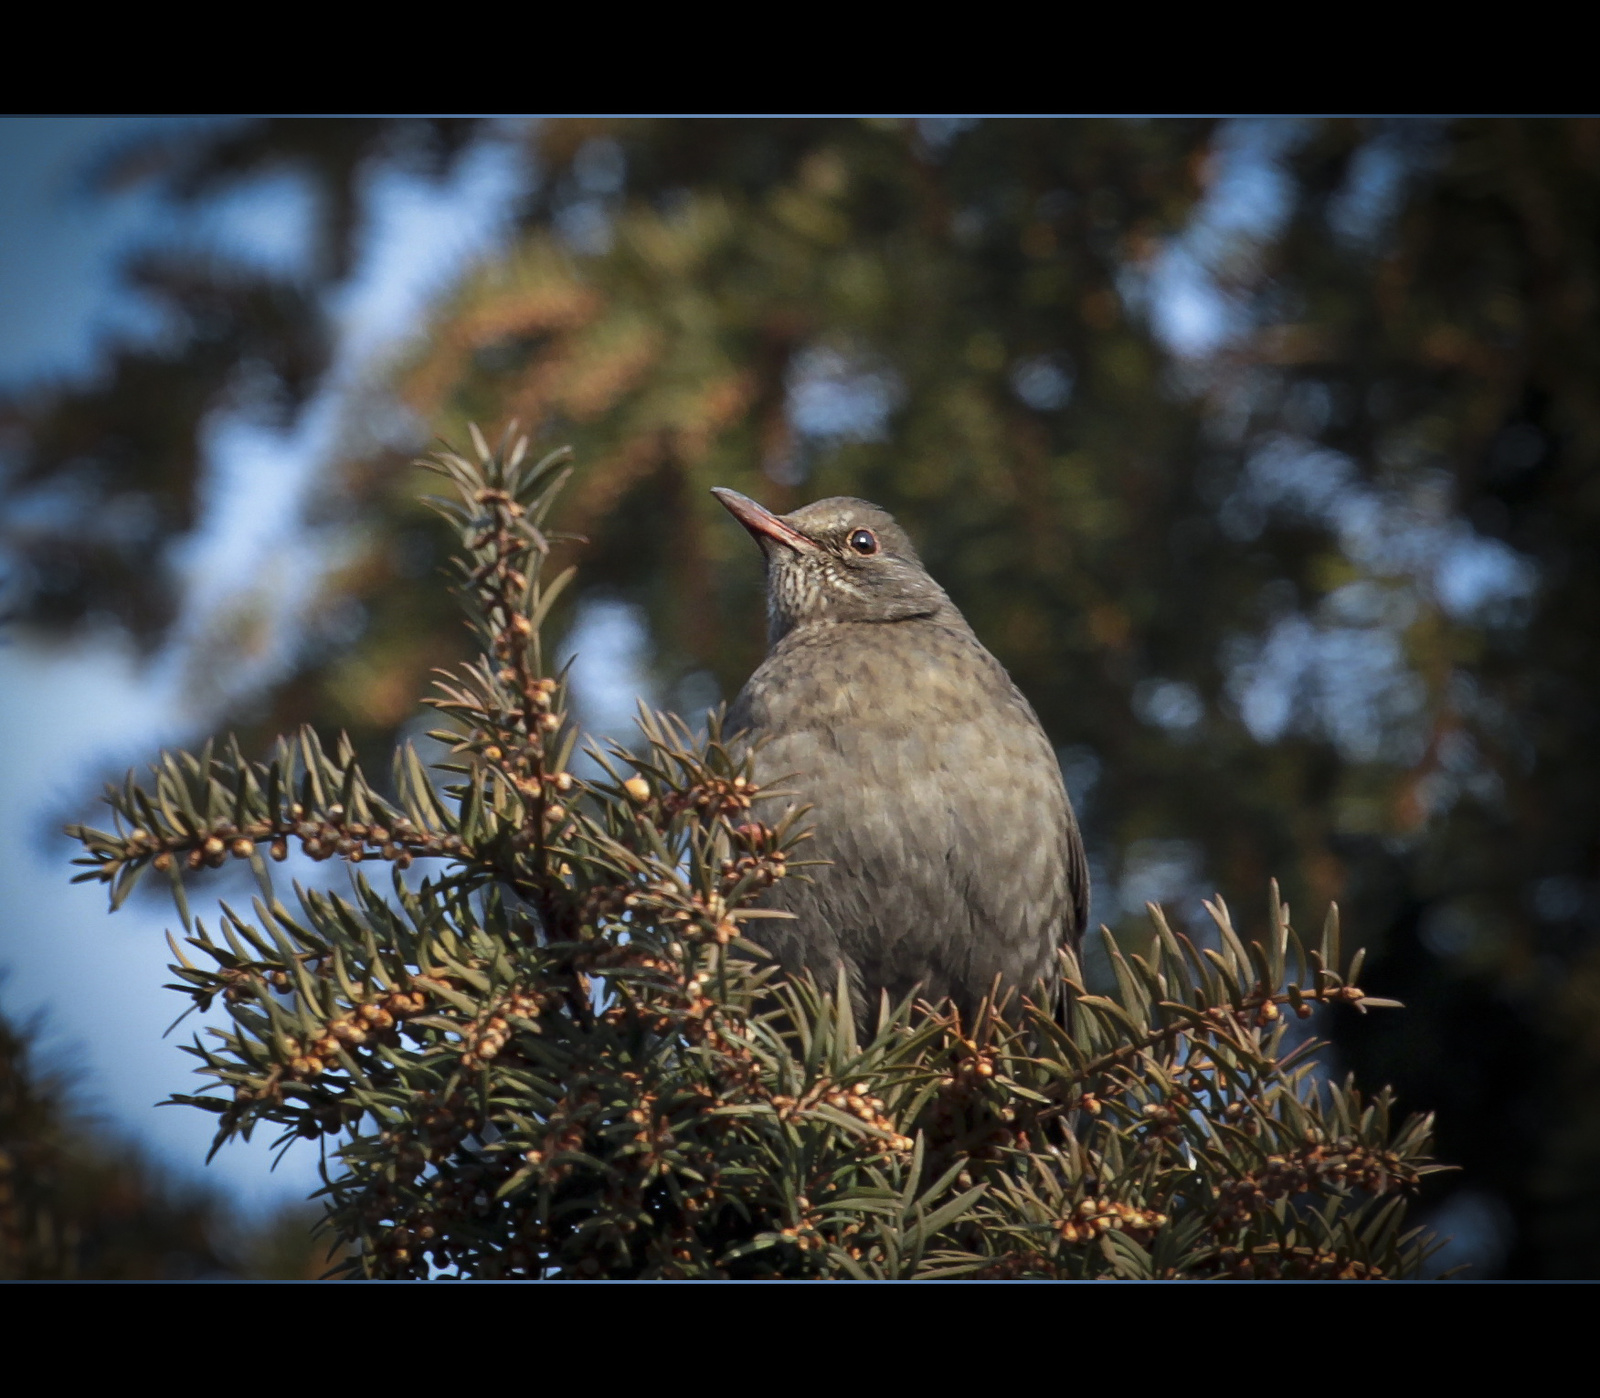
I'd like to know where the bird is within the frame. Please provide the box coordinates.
[712,487,1089,1035]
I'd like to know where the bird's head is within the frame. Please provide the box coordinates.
[712,489,953,646]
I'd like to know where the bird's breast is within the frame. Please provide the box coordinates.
[729,617,1082,1022]
[741,620,1018,738]
[736,619,1070,904]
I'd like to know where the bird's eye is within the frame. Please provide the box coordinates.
[848,529,878,555]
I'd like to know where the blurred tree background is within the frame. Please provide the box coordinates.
[0,997,339,1278]
[3,116,1598,1277]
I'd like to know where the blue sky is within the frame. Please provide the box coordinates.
[0,118,177,386]
[0,117,534,1212]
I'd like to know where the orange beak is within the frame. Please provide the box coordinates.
[711,488,815,553]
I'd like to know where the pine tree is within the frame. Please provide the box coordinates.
[67,429,1441,1279]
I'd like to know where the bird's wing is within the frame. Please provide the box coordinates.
[1004,677,1091,952]
[1062,796,1091,951]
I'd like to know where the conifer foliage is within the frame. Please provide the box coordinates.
[67,431,1442,1278]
